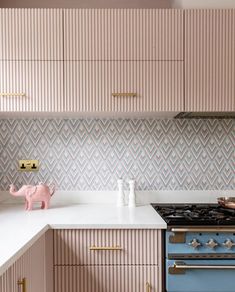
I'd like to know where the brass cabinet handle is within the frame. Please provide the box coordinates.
[0,93,26,97]
[146,282,151,292]
[89,246,122,251]
[171,227,235,233]
[17,278,26,292]
[169,261,235,275]
[112,93,137,97]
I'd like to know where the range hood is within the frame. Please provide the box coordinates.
[175,112,235,119]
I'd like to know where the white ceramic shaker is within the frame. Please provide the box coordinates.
[117,179,125,207]
[128,180,136,208]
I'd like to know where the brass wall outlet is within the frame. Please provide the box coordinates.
[19,160,39,172]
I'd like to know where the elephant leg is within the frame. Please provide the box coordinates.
[24,200,28,210]
[27,200,33,211]
[44,200,49,209]
[41,201,45,209]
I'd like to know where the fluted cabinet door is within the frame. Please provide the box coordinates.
[185,10,235,112]
[0,234,46,292]
[64,61,184,114]
[0,61,63,112]
[55,266,159,292]
[0,9,63,60]
[64,9,184,61]
[54,229,161,265]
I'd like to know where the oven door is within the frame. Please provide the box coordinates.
[166,259,235,292]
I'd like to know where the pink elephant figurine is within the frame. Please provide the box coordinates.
[9,183,55,211]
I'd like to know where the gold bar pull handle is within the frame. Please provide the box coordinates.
[0,93,26,97]
[112,93,137,97]
[17,278,26,292]
[146,282,151,292]
[89,246,122,251]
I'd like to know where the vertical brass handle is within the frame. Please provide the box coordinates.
[17,278,26,292]
[146,282,151,292]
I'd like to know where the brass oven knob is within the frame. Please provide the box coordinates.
[188,238,201,249]
[206,239,219,249]
[223,239,235,249]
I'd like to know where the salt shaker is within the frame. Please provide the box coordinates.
[117,179,125,207]
[128,180,136,208]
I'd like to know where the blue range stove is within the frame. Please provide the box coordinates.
[152,204,235,292]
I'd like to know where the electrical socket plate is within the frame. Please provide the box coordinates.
[19,160,39,172]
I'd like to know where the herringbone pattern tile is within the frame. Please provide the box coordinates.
[0,119,234,190]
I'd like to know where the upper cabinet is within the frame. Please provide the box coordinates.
[0,9,63,60]
[64,9,184,61]
[65,61,184,113]
[185,10,235,112]
[0,61,63,112]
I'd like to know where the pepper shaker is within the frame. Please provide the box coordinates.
[117,179,125,207]
[128,180,136,208]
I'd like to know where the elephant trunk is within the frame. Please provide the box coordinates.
[9,185,28,197]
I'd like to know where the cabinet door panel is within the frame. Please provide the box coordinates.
[54,229,161,265]
[0,234,46,292]
[0,9,63,60]
[0,61,63,112]
[55,266,160,292]
[64,9,183,61]
[185,10,235,112]
[64,61,184,113]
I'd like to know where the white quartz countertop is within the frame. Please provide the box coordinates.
[0,202,166,276]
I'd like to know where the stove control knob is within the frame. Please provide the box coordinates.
[206,239,219,249]
[223,239,235,249]
[188,238,201,249]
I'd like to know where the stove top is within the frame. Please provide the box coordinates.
[151,204,235,226]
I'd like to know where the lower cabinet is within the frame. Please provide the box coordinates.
[55,265,159,292]
[0,234,46,292]
[54,229,162,292]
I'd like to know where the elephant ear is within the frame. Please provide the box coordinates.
[27,186,37,197]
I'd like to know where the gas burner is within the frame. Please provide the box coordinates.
[151,203,235,226]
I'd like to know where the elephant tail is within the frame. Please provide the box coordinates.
[50,185,56,196]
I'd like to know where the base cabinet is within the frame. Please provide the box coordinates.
[54,229,162,292]
[0,234,46,292]
[55,265,159,292]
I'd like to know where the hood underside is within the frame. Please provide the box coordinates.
[175,112,235,119]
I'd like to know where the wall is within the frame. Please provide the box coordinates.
[0,119,234,191]
[1,0,235,8]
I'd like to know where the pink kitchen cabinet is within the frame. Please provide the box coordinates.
[0,9,63,61]
[64,61,184,114]
[64,9,184,61]
[54,229,162,292]
[0,234,46,292]
[55,265,159,292]
[0,61,63,112]
[185,9,235,112]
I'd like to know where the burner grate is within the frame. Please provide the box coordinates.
[151,204,235,226]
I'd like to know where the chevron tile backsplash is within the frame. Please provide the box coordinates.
[0,119,234,191]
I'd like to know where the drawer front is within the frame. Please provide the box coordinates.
[167,259,235,292]
[0,61,63,112]
[64,61,184,113]
[0,9,63,60]
[55,265,160,292]
[54,229,161,265]
[64,9,183,61]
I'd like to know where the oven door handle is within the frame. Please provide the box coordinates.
[169,261,235,274]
